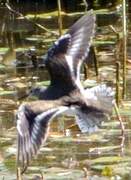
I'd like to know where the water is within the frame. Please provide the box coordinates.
[0,63,131,180]
[0,5,131,180]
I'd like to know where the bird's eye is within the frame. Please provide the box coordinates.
[29,89,33,94]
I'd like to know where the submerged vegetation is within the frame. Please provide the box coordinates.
[0,0,131,179]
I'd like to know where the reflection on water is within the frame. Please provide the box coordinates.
[0,66,131,179]
[0,4,131,179]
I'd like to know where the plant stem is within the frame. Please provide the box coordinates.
[116,61,120,107]
[57,0,63,36]
[122,0,127,99]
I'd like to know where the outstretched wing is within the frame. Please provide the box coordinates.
[45,10,95,87]
[17,101,68,171]
[67,10,96,80]
[75,85,114,133]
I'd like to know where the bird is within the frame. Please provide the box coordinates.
[28,83,114,132]
[16,10,114,173]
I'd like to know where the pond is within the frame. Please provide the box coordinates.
[0,5,131,180]
[1,101,131,180]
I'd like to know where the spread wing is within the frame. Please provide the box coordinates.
[16,85,114,171]
[75,85,115,133]
[45,10,95,88]
[16,101,68,172]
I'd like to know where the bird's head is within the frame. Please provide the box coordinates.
[28,87,42,97]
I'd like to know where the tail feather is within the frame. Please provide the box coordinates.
[75,106,108,133]
[85,84,115,114]
[75,84,114,133]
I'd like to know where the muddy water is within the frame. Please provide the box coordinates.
[0,63,131,180]
[0,9,131,180]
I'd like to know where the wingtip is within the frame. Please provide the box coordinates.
[86,9,94,16]
[85,9,96,22]
[88,9,96,38]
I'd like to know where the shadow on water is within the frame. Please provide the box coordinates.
[0,1,131,180]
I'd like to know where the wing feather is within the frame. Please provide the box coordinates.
[17,103,68,170]
[45,10,95,87]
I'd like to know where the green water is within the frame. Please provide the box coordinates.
[0,4,131,179]
[0,64,131,180]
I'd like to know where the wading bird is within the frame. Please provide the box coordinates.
[16,10,114,173]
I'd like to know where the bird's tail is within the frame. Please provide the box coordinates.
[85,84,115,114]
[75,84,114,133]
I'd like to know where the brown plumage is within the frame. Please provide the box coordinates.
[16,10,114,173]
